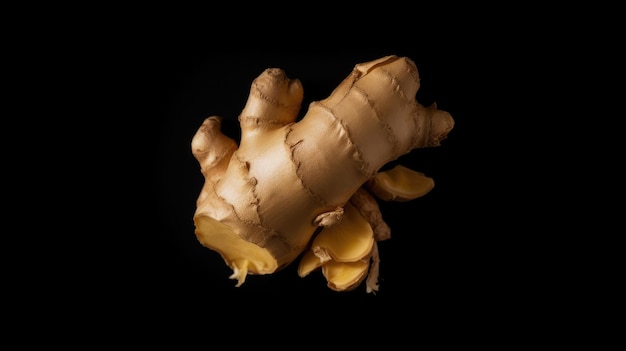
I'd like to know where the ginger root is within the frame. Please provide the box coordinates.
[191,55,454,292]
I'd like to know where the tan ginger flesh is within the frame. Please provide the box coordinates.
[191,55,454,292]
[367,164,435,202]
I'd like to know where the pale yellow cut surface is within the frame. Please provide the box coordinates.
[297,250,324,277]
[322,260,369,291]
[311,202,374,262]
[194,215,278,286]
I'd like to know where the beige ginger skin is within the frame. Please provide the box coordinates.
[191,55,454,292]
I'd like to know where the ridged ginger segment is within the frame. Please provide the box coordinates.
[191,55,454,291]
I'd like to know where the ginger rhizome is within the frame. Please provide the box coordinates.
[191,55,454,292]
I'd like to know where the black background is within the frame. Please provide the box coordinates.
[112,44,524,317]
[9,4,614,346]
[17,11,561,342]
